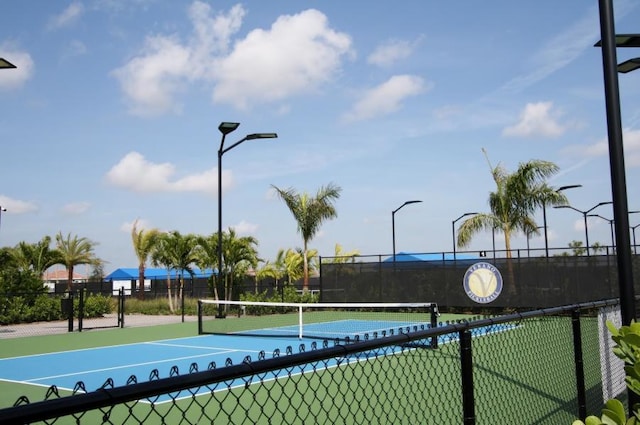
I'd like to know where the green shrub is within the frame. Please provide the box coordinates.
[79,293,114,318]
[29,295,63,322]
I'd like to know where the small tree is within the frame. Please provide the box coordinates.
[54,232,99,292]
[272,183,342,291]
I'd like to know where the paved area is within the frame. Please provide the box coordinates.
[0,314,197,339]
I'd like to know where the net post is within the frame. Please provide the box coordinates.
[120,287,125,328]
[197,300,203,335]
[430,303,439,349]
[298,305,303,339]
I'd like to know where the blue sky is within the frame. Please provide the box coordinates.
[1,1,640,274]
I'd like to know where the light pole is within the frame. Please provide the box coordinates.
[554,201,612,256]
[217,123,277,315]
[392,200,422,262]
[543,184,582,257]
[587,214,615,252]
[595,6,639,384]
[452,212,479,260]
[0,206,6,239]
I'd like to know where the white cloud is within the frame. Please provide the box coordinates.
[502,101,565,138]
[0,44,34,91]
[0,195,38,214]
[367,37,421,67]
[112,4,353,115]
[342,74,427,122]
[564,128,640,167]
[212,8,353,109]
[231,220,258,235]
[62,202,91,214]
[47,2,84,31]
[105,151,229,195]
[111,2,244,116]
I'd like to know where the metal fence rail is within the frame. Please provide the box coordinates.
[0,299,623,424]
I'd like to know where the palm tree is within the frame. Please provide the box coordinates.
[54,232,99,291]
[12,236,62,276]
[159,231,199,310]
[150,233,177,313]
[222,228,259,303]
[131,219,161,300]
[457,150,567,294]
[195,233,220,299]
[328,243,360,264]
[272,183,342,291]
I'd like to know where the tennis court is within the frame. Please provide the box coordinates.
[0,299,615,424]
[0,309,513,408]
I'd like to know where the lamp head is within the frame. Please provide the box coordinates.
[218,122,240,136]
[0,58,16,69]
[245,133,278,140]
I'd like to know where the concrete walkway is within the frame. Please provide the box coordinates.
[0,314,197,339]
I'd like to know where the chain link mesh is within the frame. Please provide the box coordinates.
[0,300,623,424]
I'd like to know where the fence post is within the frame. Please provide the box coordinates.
[572,309,587,420]
[430,304,439,349]
[67,291,74,332]
[78,288,85,332]
[118,287,125,328]
[460,329,475,424]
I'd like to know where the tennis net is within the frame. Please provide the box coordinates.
[197,300,438,344]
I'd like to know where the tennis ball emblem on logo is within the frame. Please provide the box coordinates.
[463,262,503,304]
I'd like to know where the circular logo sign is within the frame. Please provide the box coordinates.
[463,262,503,304]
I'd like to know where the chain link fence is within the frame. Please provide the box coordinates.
[0,299,624,424]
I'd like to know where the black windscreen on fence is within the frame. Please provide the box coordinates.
[319,255,636,308]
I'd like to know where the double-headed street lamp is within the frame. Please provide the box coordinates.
[587,214,615,251]
[217,123,277,314]
[392,200,422,263]
[554,201,612,256]
[543,184,582,257]
[452,212,478,260]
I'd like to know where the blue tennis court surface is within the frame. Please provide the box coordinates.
[0,321,516,403]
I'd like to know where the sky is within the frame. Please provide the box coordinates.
[1,1,640,275]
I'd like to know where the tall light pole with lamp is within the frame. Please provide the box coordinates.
[452,212,478,260]
[217,122,277,315]
[392,200,422,263]
[554,201,612,256]
[542,184,582,257]
[594,20,640,368]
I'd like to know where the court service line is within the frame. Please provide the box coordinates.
[144,341,263,352]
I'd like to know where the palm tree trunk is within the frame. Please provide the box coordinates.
[303,241,309,292]
[166,275,174,313]
[138,265,145,301]
[66,266,74,292]
[504,231,517,296]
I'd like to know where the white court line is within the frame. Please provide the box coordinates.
[144,341,263,352]
[26,350,239,383]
